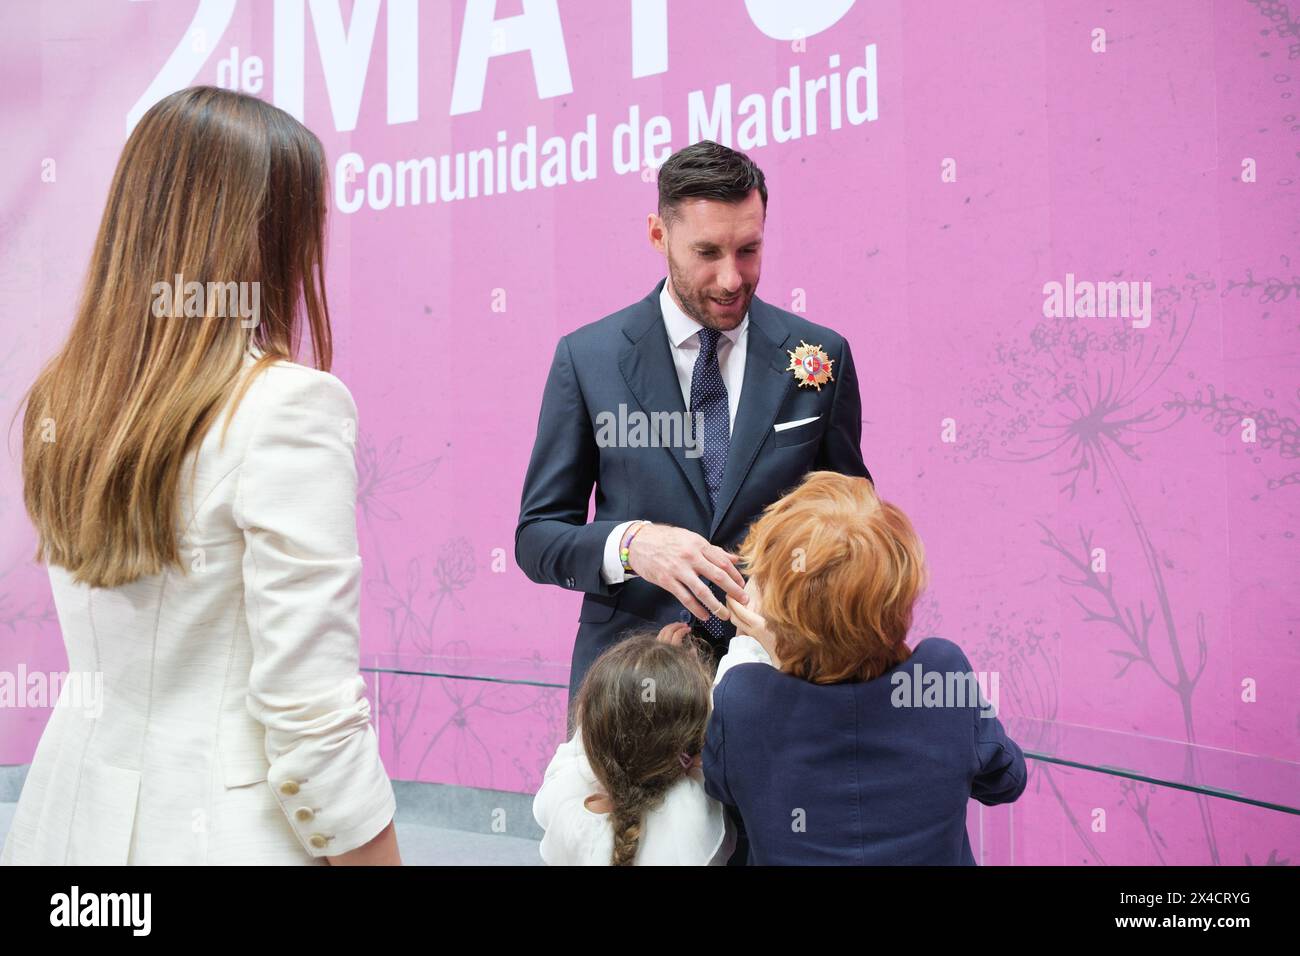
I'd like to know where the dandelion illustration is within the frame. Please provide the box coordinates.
[1249,0,1300,59]
[965,608,1091,863]
[1118,780,1170,865]
[1221,257,1300,306]
[1247,1,1300,157]
[958,274,1227,863]
[1244,848,1291,865]
[1165,383,1300,490]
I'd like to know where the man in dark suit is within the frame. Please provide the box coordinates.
[515,138,872,734]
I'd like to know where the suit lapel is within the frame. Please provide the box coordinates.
[618,283,794,535]
[618,280,713,515]
[709,295,792,538]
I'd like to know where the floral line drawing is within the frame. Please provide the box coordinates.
[1221,258,1300,305]
[959,275,1227,863]
[354,426,563,789]
[1249,0,1300,61]
[1165,384,1300,491]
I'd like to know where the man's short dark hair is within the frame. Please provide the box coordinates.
[657,140,767,225]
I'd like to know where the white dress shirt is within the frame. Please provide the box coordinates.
[600,281,749,585]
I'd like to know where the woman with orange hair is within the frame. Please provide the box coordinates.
[703,471,1026,864]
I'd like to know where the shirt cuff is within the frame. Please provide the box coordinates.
[600,520,640,586]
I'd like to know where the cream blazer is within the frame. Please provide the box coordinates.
[1,345,396,865]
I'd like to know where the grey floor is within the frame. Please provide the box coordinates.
[0,777,545,866]
[393,821,543,866]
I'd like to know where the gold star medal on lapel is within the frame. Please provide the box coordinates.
[787,341,834,390]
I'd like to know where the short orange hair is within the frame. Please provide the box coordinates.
[737,471,927,683]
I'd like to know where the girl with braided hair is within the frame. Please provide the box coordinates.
[533,623,736,865]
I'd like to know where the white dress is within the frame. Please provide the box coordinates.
[531,636,772,866]
[532,726,735,865]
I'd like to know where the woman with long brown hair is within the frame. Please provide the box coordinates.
[2,86,399,865]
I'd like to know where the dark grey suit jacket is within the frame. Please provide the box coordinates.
[515,278,872,703]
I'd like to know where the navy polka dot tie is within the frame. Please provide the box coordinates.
[690,327,730,640]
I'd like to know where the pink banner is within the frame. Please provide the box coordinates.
[1,0,1297,864]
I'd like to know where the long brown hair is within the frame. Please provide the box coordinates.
[15,86,333,588]
[574,630,714,866]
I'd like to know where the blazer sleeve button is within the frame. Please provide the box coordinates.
[279,780,300,796]
[294,807,316,823]
[309,834,329,849]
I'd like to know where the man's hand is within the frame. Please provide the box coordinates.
[627,524,748,622]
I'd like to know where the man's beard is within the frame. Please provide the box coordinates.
[666,251,755,331]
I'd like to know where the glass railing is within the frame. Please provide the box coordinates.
[360,654,1300,819]
[1002,715,1299,816]
[363,652,569,689]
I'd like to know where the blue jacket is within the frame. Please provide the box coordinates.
[514,278,871,701]
[703,637,1027,865]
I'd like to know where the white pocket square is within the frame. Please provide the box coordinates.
[773,415,821,433]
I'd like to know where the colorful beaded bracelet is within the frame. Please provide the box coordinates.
[620,521,649,573]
